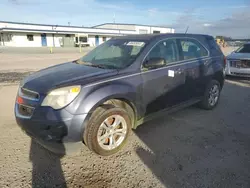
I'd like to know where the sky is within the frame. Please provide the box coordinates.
[1,0,250,38]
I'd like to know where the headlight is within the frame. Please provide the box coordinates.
[41,85,81,110]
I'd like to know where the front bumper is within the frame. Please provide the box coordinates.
[15,103,88,155]
[225,65,250,77]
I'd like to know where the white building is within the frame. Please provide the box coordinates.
[0,21,174,47]
[93,23,175,34]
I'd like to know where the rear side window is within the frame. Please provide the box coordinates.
[180,39,208,60]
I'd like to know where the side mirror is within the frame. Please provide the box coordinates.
[143,58,165,69]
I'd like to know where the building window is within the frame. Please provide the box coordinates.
[103,37,107,42]
[79,36,87,42]
[27,35,34,41]
[153,30,160,34]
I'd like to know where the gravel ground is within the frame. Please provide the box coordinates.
[0,72,33,83]
[0,78,250,188]
[0,47,250,188]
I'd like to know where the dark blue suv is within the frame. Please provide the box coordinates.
[15,34,225,156]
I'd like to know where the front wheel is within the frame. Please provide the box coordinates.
[199,80,221,110]
[83,106,131,156]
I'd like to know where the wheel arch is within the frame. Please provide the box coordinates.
[212,71,224,89]
[87,96,137,129]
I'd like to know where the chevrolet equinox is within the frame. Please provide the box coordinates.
[15,34,225,156]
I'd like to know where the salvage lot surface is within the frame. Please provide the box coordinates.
[0,47,250,188]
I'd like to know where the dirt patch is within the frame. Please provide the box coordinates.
[0,72,34,83]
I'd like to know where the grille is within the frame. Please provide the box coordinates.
[230,60,250,68]
[20,88,39,100]
[231,72,250,76]
[240,60,250,68]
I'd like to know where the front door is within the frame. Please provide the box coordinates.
[41,33,47,46]
[141,38,187,115]
[95,35,99,46]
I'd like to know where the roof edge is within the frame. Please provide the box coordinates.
[93,23,174,30]
[0,20,136,32]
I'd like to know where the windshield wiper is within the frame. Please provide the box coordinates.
[89,64,108,69]
[74,59,117,69]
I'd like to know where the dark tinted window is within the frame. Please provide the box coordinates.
[235,44,250,53]
[27,35,34,41]
[180,39,208,60]
[153,30,160,34]
[144,39,178,69]
[79,37,87,42]
[206,36,222,55]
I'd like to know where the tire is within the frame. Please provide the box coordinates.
[83,105,132,156]
[199,80,221,110]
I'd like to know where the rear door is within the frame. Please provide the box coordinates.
[176,38,209,100]
[141,38,187,115]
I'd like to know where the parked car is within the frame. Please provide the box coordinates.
[15,34,225,156]
[226,42,250,77]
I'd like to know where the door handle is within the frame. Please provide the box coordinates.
[175,68,183,74]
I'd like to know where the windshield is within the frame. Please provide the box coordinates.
[235,43,250,53]
[77,39,147,69]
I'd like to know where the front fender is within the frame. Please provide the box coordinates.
[75,84,138,115]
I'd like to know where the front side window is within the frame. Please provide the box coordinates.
[77,39,146,69]
[143,39,178,70]
[180,39,208,60]
[235,43,250,53]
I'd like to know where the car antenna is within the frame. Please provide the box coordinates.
[182,26,189,47]
[185,26,189,34]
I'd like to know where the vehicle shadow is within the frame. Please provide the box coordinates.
[134,81,250,187]
[29,139,67,188]
[226,75,250,86]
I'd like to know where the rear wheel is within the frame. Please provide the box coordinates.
[199,80,221,110]
[83,105,131,156]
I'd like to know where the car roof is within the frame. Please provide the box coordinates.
[112,33,212,42]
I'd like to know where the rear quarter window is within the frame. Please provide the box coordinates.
[206,36,223,56]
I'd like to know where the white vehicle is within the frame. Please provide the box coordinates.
[75,34,90,47]
[226,42,250,77]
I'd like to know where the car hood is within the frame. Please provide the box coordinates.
[227,52,250,60]
[22,62,118,94]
